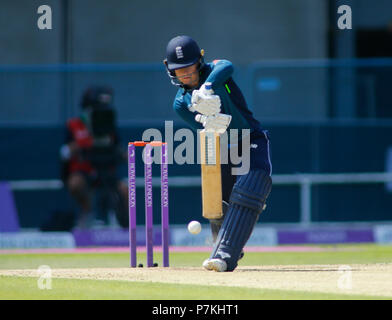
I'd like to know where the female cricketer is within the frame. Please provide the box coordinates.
[164,35,272,272]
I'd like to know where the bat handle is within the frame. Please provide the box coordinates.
[202,82,214,95]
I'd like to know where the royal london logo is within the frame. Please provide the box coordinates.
[175,46,184,59]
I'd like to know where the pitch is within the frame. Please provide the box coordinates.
[1,244,392,300]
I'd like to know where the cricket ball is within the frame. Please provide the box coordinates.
[187,220,202,235]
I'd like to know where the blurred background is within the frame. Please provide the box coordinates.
[1,0,392,245]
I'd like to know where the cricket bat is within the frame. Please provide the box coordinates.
[199,129,223,219]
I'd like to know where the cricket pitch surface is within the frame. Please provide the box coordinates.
[1,263,391,298]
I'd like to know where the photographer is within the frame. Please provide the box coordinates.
[60,86,128,229]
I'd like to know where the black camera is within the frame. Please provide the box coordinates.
[81,86,120,168]
[90,108,116,140]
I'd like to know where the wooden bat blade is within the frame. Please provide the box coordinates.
[200,130,223,219]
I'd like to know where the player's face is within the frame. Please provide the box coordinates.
[174,64,199,88]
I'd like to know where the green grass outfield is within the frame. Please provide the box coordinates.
[1,275,386,300]
[1,244,392,300]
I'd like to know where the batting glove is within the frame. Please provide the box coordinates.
[195,113,232,133]
[189,84,221,116]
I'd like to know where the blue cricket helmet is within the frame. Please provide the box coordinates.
[164,35,205,87]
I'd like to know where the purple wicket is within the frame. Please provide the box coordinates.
[128,142,169,268]
[161,143,169,267]
[144,144,154,267]
[128,143,137,268]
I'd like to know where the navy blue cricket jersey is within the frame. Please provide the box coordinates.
[172,59,272,175]
[173,59,264,134]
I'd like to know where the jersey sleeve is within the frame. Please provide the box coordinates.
[205,59,234,90]
[173,97,204,132]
